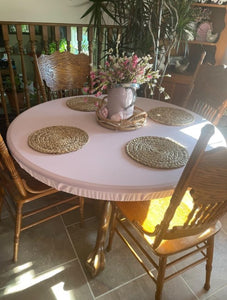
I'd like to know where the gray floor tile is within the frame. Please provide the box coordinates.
[67,218,147,298]
[219,214,227,234]
[98,273,197,300]
[61,199,98,227]
[0,260,94,300]
[1,193,227,299]
[179,231,227,299]
[207,285,227,300]
[0,216,76,289]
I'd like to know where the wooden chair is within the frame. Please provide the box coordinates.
[0,133,84,262]
[157,50,206,105]
[107,124,227,300]
[35,51,90,101]
[183,63,227,125]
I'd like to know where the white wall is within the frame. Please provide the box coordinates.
[0,0,90,24]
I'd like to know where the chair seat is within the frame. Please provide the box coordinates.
[154,221,221,256]
[116,190,221,255]
[117,191,193,234]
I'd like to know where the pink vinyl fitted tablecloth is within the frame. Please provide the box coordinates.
[6,96,227,201]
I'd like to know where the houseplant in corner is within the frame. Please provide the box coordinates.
[81,0,201,97]
[81,0,199,66]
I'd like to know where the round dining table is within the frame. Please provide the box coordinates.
[6,95,226,276]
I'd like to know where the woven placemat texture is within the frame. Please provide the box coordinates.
[28,126,89,154]
[126,136,189,169]
[66,96,100,112]
[148,106,194,126]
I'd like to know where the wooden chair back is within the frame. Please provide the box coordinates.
[0,134,27,197]
[184,64,227,125]
[153,124,227,249]
[35,51,90,100]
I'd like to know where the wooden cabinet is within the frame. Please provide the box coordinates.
[190,3,227,65]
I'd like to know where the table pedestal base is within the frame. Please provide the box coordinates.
[86,201,112,277]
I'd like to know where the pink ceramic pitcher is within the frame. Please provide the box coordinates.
[106,83,140,121]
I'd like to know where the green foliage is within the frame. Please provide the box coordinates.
[81,0,199,70]
[81,0,119,28]
[48,38,68,54]
[4,75,23,93]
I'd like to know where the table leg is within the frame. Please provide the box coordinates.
[86,200,112,277]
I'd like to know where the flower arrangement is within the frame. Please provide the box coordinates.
[84,50,168,98]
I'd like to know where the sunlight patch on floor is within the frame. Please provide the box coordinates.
[51,282,75,300]
[12,262,33,274]
[3,266,65,295]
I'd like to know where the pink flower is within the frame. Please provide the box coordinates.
[83,52,161,98]
[90,72,96,80]
[83,87,89,93]
[132,55,139,68]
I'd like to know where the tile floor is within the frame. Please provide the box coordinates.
[1,196,227,300]
[0,119,227,300]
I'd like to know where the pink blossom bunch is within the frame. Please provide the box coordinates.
[85,53,161,97]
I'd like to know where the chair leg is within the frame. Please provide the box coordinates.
[204,236,214,290]
[14,203,23,262]
[156,256,167,300]
[79,196,84,227]
[106,203,117,252]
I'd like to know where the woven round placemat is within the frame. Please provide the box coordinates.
[148,106,194,126]
[126,136,189,169]
[28,126,89,154]
[66,96,101,112]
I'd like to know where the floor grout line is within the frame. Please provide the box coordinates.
[180,275,201,300]
[1,198,227,299]
[60,214,96,300]
[206,283,227,299]
[65,215,97,229]
[95,272,147,299]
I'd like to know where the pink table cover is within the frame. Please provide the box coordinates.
[6,96,226,201]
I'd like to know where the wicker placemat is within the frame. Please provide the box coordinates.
[126,136,189,169]
[66,96,101,112]
[28,126,89,154]
[148,107,194,126]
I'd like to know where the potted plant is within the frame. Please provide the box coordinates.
[81,0,200,74]
[4,75,25,112]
